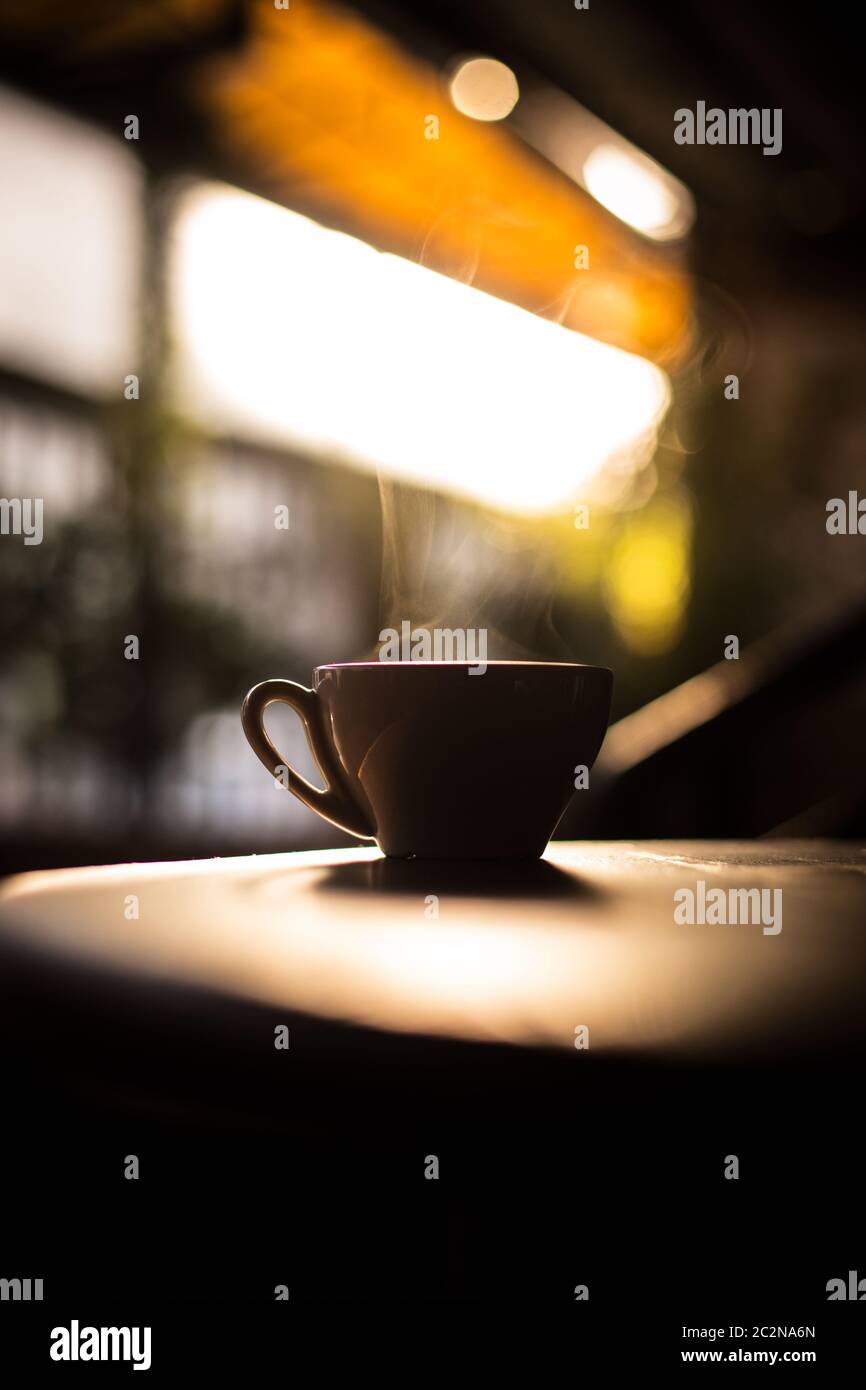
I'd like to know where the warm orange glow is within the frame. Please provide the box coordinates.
[195,0,691,363]
[1,0,692,363]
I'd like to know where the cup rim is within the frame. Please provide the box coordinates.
[315,659,612,673]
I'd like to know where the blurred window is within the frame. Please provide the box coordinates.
[0,84,141,396]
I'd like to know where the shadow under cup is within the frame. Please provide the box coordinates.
[242,661,613,859]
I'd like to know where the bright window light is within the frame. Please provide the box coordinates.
[171,183,670,515]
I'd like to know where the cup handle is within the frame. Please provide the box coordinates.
[241,678,375,841]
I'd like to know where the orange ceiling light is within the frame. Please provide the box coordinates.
[195,0,691,364]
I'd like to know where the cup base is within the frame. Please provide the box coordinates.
[380,842,549,860]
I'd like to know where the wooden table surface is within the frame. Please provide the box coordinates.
[1,840,863,1062]
[1,841,864,1314]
